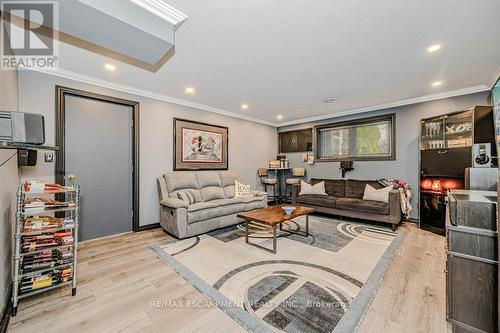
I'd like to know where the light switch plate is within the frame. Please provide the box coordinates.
[44,152,54,163]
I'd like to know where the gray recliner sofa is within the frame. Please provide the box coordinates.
[157,171,267,238]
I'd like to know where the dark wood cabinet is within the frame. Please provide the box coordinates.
[420,147,472,178]
[446,190,498,333]
[279,129,312,153]
[419,106,496,235]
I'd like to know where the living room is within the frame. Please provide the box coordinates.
[1,1,500,332]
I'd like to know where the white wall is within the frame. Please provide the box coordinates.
[0,67,20,314]
[18,70,278,227]
[278,91,491,219]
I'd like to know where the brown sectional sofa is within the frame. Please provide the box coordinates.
[292,178,402,231]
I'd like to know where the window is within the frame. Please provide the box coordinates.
[315,114,395,161]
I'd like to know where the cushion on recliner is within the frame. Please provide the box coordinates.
[177,189,202,204]
[336,197,389,215]
[187,202,221,223]
[223,185,235,198]
[220,203,246,215]
[200,187,226,201]
[219,171,241,187]
[209,198,245,215]
[296,194,337,208]
[243,197,266,211]
[345,180,382,199]
[210,198,243,206]
[165,172,199,193]
[196,172,223,188]
[238,196,262,203]
[311,179,346,197]
[219,171,240,198]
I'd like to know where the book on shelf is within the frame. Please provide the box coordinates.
[24,198,75,209]
[21,233,74,253]
[21,216,74,233]
[19,267,73,293]
[21,248,74,273]
[23,181,74,194]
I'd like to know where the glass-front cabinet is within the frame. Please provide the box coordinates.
[420,110,473,150]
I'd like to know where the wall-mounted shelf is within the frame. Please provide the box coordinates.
[0,142,59,151]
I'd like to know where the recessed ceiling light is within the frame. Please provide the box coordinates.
[185,87,195,94]
[432,81,443,87]
[323,97,335,103]
[241,104,249,110]
[427,44,441,53]
[104,63,116,72]
[276,115,283,120]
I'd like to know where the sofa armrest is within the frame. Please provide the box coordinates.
[388,189,402,223]
[251,190,267,197]
[292,184,301,205]
[160,197,188,209]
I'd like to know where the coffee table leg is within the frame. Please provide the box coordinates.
[282,215,310,238]
[245,221,278,254]
[272,224,277,254]
[305,214,309,237]
[245,220,249,243]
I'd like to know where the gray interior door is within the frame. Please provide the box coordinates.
[65,95,133,241]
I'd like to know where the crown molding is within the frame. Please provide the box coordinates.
[20,67,492,128]
[277,85,491,127]
[128,0,187,29]
[489,66,500,88]
[21,67,276,127]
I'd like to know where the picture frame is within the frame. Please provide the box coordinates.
[173,118,228,170]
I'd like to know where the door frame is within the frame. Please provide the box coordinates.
[55,85,140,232]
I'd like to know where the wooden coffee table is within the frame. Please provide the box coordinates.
[237,205,315,254]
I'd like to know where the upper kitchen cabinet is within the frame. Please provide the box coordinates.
[279,129,312,153]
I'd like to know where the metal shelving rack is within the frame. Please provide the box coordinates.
[11,183,80,316]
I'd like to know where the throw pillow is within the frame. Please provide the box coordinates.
[235,180,252,197]
[363,184,394,203]
[298,180,327,196]
[177,189,200,205]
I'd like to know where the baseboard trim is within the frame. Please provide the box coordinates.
[138,223,161,231]
[0,286,12,333]
[406,218,418,224]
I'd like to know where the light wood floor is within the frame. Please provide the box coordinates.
[357,224,450,333]
[8,223,449,333]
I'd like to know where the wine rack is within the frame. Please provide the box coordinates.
[11,182,80,316]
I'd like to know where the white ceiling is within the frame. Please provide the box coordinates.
[43,0,500,126]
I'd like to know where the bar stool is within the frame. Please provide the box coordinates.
[285,168,306,203]
[257,168,278,205]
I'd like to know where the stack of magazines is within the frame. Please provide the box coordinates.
[22,234,58,253]
[19,267,73,295]
[24,198,75,213]
[21,249,74,274]
[23,181,74,194]
[54,231,74,245]
[21,216,75,233]
[21,232,74,253]
[13,180,78,306]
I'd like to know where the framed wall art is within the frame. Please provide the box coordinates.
[173,118,228,170]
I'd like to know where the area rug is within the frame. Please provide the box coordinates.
[151,215,405,333]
